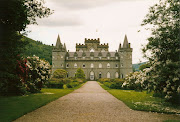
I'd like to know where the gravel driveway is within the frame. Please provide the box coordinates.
[15,81,180,122]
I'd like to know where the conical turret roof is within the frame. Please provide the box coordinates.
[56,34,61,48]
[123,34,129,48]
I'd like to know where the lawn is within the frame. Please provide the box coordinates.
[0,84,83,122]
[99,83,180,114]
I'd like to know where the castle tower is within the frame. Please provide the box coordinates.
[118,35,133,78]
[52,34,67,73]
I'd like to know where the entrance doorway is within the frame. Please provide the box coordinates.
[90,71,94,80]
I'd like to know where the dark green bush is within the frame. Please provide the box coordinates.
[99,78,124,89]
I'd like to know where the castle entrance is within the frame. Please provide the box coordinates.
[90,71,94,80]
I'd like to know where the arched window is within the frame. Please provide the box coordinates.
[101,49,105,52]
[74,63,77,68]
[107,63,110,68]
[82,63,85,68]
[115,64,118,68]
[79,49,83,52]
[67,72,69,78]
[90,63,94,68]
[115,72,119,78]
[99,72,102,78]
[121,63,123,67]
[121,74,124,78]
[99,63,102,68]
[107,72,110,78]
[66,63,69,68]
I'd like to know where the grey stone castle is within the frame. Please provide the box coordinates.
[52,35,133,80]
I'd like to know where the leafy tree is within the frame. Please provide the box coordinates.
[0,0,52,95]
[139,63,150,71]
[142,0,180,103]
[53,69,67,79]
[75,68,85,79]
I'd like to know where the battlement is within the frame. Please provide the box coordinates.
[97,43,108,48]
[76,43,87,48]
[85,38,100,43]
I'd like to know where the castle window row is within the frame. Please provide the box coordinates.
[65,63,120,68]
[64,56,119,60]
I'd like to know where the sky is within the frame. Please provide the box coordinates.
[27,0,158,64]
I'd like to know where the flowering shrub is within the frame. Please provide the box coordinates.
[26,56,51,92]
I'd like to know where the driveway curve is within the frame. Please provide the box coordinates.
[15,81,180,122]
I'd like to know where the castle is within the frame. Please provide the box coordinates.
[52,35,133,80]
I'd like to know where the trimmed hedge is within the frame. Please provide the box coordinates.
[98,78,124,89]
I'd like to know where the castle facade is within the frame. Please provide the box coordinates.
[52,35,133,80]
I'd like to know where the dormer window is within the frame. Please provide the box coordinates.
[90,48,95,52]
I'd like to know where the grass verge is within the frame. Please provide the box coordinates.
[99,82,180,114]
[0,84,84,122]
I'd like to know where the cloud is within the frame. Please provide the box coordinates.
[36,13,83,27]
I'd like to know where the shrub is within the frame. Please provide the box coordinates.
[98,78,124,89]
[53,69,67,79]
[75,68,85,79]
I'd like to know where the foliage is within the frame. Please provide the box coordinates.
[22,36,52,65]
[53,69,67,79]
[98,78,124,89]
[0,0,52,95]
[139,63,150,71]
[26,55,51,92]
[141,0,180,103]
[132,62,147,71]
[75,68,85,79]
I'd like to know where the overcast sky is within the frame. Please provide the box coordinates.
[27,0,158,64]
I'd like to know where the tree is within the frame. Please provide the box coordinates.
[0,0,52,95]
[142,0,180,103]
[75,68,85,79]
[53,69,67,79]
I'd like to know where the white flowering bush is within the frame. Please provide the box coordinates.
[26,55,51,92]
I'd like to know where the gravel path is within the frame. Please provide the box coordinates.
[15,81,180,122]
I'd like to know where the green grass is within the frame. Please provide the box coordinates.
[0,84,84,122]
[99,83,180,114]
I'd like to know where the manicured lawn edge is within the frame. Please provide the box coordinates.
[98,82,180,115]
[0,83,84,122]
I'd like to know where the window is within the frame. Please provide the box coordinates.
[121,74,124,78]
[99,63,102,68]
[61,55,63,58]
[107,57,110,59]
[83,64,85,68]
[99,72,102,78]
[107,72,110,78]
[61,64,63,67]
[75,57,77,60]
[74,63,77,68]
[66,63,69,68]
[67,72,69,78]
[116,56,118,59]
[91,63,94,68]
[82,57,85,59]
[115,64,118,68]
[101,49,105,52]
[115,72,119,78]
[107,63,110,68]
[90,48,95,52]
[79,49,83,52]
[121,63,123,67]
[66,57,69,60]
[91,57,93,60]
[52,63,55,67]
[99,57,101,59]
